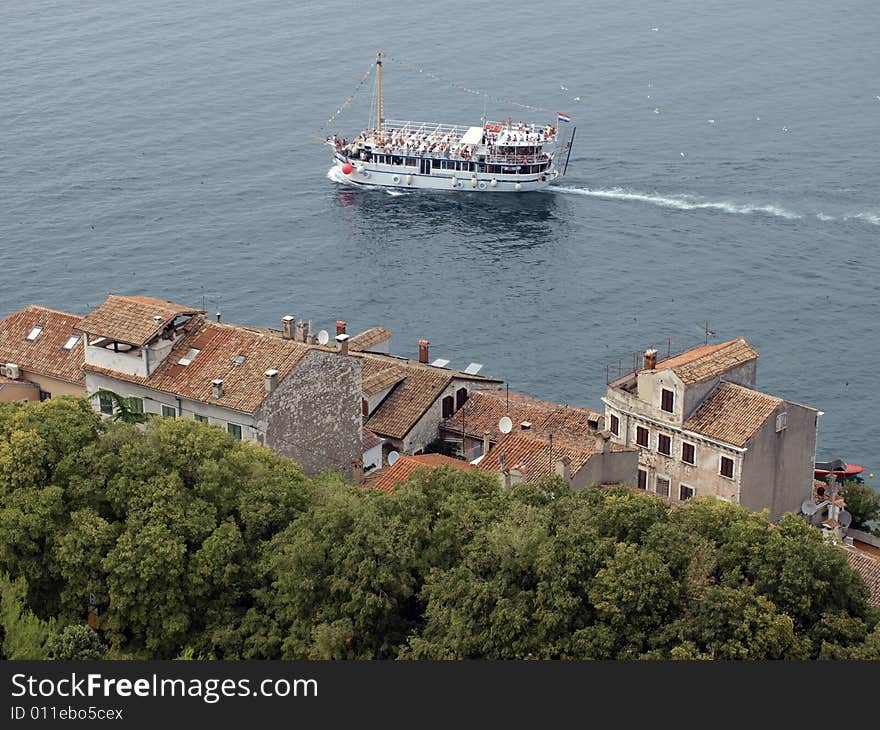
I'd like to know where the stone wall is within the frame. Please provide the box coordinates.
[257,349,362,478]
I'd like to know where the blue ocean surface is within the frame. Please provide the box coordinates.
[1,0,877,472]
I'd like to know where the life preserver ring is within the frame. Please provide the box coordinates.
[392,175,400,184]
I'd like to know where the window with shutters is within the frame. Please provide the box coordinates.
[679,484,695,501]
[682,441,696,465]
[720,456,735,479]
[442,395,455,418]
[610,414,619,436]
[637,469,647,490]
[661,388,674,413]
[636,426,649,448]
[658,434,672,456]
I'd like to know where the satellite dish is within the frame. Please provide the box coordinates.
[801,499,818,516]
[839,509,853,529]
[388,451,400,466]
[317,330,330,346]
[499,416,513,434]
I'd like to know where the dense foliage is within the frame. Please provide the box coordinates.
[0,398,878,660]
[841,480,880,533]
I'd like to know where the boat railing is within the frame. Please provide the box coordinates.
[382,119,473,136]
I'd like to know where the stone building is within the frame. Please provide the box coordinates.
[0,305,86,402]
[358,339,503,457]
[78,294,363,477]
[603,338,818,520]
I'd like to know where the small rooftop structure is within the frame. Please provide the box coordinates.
[77,294,203,347]
[83,315,313,413]
[643,337,758,384]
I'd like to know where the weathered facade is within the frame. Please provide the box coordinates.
[360,341,503,457]
[603,338,818,520]
[79,294,362,477]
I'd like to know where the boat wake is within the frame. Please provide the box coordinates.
[550,185,880,226]
[326,166,350,185]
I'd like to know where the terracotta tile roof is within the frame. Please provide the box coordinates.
[83,316,313,413]
[361,359,407,396]
[651,337,758,384]
[684,382,782,447]
[77,294,203,347]
[477,432,605,483]
[846,548,880,606]
[442,389,603,444]
[365,367,454,439]
[349,327,391,352]
[362,428,383,451]
[0,305,86,384]
[365,453,475,494]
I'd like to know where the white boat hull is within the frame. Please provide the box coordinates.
[329,155,557,192]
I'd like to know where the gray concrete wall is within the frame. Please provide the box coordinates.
[257,349,362,478]
[572,449,639,491]
[740,401,817,520]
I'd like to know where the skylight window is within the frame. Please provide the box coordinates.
[62,335,81,351]
[233,355,246,365]
[25,326,43,342]
[178,347,201,367]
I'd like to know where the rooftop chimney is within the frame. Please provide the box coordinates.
[281,315,295,340]
[336,333,349,356]
[520,420,532,431]
[594,430,612,454]
[643,348,658,371]
[418,339,430,364]
[483,430,491,457]
[215,311,222,323]
[555,455,571,481]
[302,320,311,343]
[211,378,224,399]
[264,369,279,393]
[336,320,347,336]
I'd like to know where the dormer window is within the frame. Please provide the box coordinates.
[62,335,81,350]
[661,388,674,413]
[25,326,43,342]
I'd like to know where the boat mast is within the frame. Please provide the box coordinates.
[376,51,383,133]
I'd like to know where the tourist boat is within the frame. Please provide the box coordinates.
[327,53,576,192]
[814,459,865,481]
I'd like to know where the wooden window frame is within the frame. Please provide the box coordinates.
[681,441,696,465]
[658,433,672,456]
[720,455,735,479]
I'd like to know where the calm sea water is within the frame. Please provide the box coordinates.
[1,1,878,472]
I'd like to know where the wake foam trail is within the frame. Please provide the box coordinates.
[551,186,802,220]
[326,166,348,184]
[850,212,880,226]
